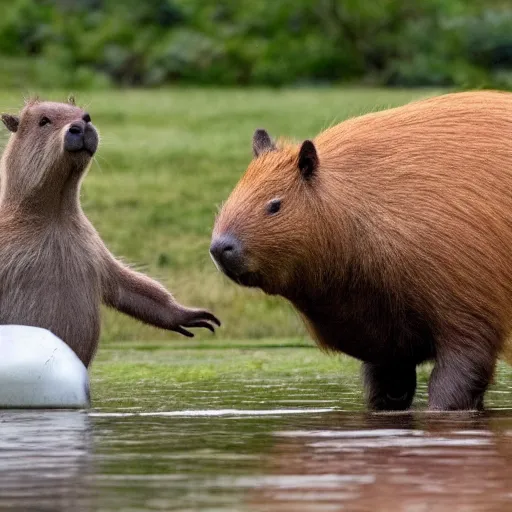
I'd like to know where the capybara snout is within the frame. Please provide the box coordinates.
[64,115,98,156]
[210,233,246,279]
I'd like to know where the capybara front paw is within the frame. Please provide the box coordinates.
[171,308,221,337]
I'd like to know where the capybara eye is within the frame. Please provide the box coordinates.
[39,116,51,127]
[267,198,282,215]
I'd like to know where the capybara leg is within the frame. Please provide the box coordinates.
[428,347,496,411]
[362,362,417,411]
[102,257,220,337]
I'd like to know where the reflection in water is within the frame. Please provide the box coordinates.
[253,412,512,512]
[0,411,92,511]
[0,376,512,511]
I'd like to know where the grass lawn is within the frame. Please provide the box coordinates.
[0,87,440,346]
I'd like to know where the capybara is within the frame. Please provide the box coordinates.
[210,90,512,411]
[0,97,220,367]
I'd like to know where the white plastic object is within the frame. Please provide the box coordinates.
[0,325,90,408]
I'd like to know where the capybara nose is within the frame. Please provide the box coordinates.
[65,121,98,156]
[68,124,83,136]
[64,123,85,153]
[210,234,244,275]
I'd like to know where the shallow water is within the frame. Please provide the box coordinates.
[1,352,512,511]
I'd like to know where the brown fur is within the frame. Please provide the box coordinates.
[212,90,512,411]
[0,98,220,367]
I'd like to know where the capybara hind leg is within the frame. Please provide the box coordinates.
[362,362,417,411]
[428,347,496,411]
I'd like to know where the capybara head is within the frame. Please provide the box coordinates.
[211,129,338,296]
[1,97,99,198]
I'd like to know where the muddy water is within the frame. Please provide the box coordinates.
[1,369,512,511]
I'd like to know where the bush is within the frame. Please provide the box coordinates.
[0,0,511,89]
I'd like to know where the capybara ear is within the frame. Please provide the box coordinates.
[252,129,275,157]
[1,114,19,133]
[298,140,318,180]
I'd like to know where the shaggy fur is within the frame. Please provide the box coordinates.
[212,90,512,411]
[0,98,220,367]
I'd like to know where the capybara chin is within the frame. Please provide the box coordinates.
[0,97,220,368]
[211,90,512,411]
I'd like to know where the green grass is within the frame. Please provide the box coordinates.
[93,338,351,381]
[90,338,512,411]
[0,87,441,345]
[89,338,411,411]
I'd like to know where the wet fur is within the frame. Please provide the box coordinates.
[0,99,219,367]
[213,91,512,411]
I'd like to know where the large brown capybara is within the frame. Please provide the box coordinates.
[0,97,219,367]
[210,90,512,411]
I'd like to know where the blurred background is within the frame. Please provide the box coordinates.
[1,0,512,89]
[1,0,511,344]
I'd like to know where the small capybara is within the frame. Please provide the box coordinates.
[0,97,220,367]
[211,90,512,411]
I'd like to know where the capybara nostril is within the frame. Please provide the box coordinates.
[65,123,86,153]
[210,234,244,275]
[68,124,83,136]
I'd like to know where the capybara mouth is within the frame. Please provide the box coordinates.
[68,147,95,162]
[236,271,261,288]
[66,146,93,155]
[219,266,260,288]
